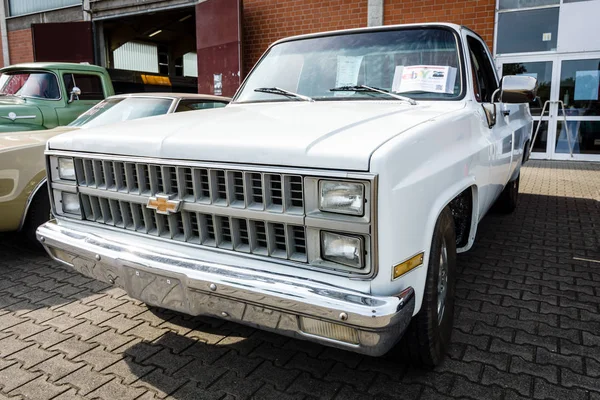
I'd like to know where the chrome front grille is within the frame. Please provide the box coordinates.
[74,158,307,262]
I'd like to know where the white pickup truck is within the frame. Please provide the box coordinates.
[37,23,536,367]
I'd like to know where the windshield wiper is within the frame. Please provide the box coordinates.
[330,85,417,105]
[254,87,314,102]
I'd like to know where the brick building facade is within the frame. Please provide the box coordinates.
[0,0,496,75]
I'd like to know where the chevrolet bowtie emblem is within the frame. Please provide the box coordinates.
[146,195,182,215]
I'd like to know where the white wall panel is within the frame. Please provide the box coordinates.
[113,42,159,74]
[557,0,600,53]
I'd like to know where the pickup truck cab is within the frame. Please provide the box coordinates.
[37,23,536,367]
[0,62,114,132]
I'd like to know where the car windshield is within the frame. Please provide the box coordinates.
[68,97,173,128]
[235,28,463,102]
[235,27,463,103]
[0,72,60,99]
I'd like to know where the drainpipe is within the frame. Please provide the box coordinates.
[0,0,10,66]
[367,0,384,27]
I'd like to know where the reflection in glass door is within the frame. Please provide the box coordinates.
[499,53,600,161]
[501,58,556,159]
[555,57,600,159]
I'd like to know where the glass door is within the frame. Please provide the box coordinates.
[498,55,558,160]
[553,54,600,161]
[498,53,600,161]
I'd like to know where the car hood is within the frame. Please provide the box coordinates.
[0,126,76,153]
[48,101,465,171]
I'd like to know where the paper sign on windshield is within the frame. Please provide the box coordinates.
[392,65,457,94]
[335,56,363,96]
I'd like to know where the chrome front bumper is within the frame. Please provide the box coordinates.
[37,219,414,356]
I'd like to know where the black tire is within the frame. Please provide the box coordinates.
[393,206,456,368]
[22,186,51,248]
[495,174,519,214]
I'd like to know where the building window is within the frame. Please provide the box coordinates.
[498,0,558,10]
[8,0,80,17]
[497,7,559,54]
[183,53,198,78]
[113,42,159,74]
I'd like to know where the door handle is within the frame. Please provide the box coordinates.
[502,109,510,116]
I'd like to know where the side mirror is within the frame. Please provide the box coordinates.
[500,75,538,104]
[68,86,81,103]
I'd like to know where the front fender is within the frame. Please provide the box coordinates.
[369,107,487,314]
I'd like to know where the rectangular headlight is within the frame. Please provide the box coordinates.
[321,231,364,269]
[58,157,76,181]
[319,180,364,216]
[61,192,80,215]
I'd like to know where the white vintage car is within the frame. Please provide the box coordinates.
[37,23,535,367]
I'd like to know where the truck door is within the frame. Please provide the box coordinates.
[56,72,107,126]
[466,34,514,211]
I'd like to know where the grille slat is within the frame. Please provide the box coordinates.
[75,157,311,264]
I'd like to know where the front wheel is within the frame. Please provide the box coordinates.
[22,186,51,248]
[392,206,457,368]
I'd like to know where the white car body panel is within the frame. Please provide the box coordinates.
[38,23,534,356]
[48,101,466,171]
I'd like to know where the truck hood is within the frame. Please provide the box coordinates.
[48,101,465,171]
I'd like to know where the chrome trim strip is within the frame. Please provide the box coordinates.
[18,177,48,231]
[45,150,377,179]
[37,219,413,356]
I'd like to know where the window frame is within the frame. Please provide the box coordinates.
[62,72,107,101]
[464,32,500,103]
[232,25,469,103]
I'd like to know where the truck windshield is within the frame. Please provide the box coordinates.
[235,27,463,103]
[68,97,173,129]
[0,72,60,100]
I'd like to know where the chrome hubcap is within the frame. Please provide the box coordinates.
[437,238,449,325]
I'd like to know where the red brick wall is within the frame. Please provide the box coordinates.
[383,0,496,51]
[242,0,368,74]
[8,29,34,64]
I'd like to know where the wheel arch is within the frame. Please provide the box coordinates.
[18,177,48,231]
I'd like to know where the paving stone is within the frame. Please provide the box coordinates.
[56,365,113,395]
[102,357,155,385]
[33,354,84,382]
[87,378,147,400]
[463,345,509,371]
[29,328,72,349]
[8,344,56,368]
[99,314,142,334]
[0,335,34,357]
[42,314,84,332]
[64,320,109,340]
[132,368,189,398]
[167,381,224,400]
[54,301,96,317]
[89,328,135,351]
[249,360,300,391]
[79,308,117,325]
[536,347,583,374]
[127,322,169,342]
[510,356,559,384]
[9,375,69,400]
[52,388,87,400]
[49,336,97,359]
[142,348,193,375]
[533,378,587,400]
[0,363,39,392]
[74,346,121,371]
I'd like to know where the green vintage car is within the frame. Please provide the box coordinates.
[0,62,115,132]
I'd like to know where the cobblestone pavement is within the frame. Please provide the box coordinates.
[0,160,598,400]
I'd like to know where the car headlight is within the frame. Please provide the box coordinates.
[58,157,76,181]
[61,192,80,215]
[319,180,364,216]
[321,231,364,269]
